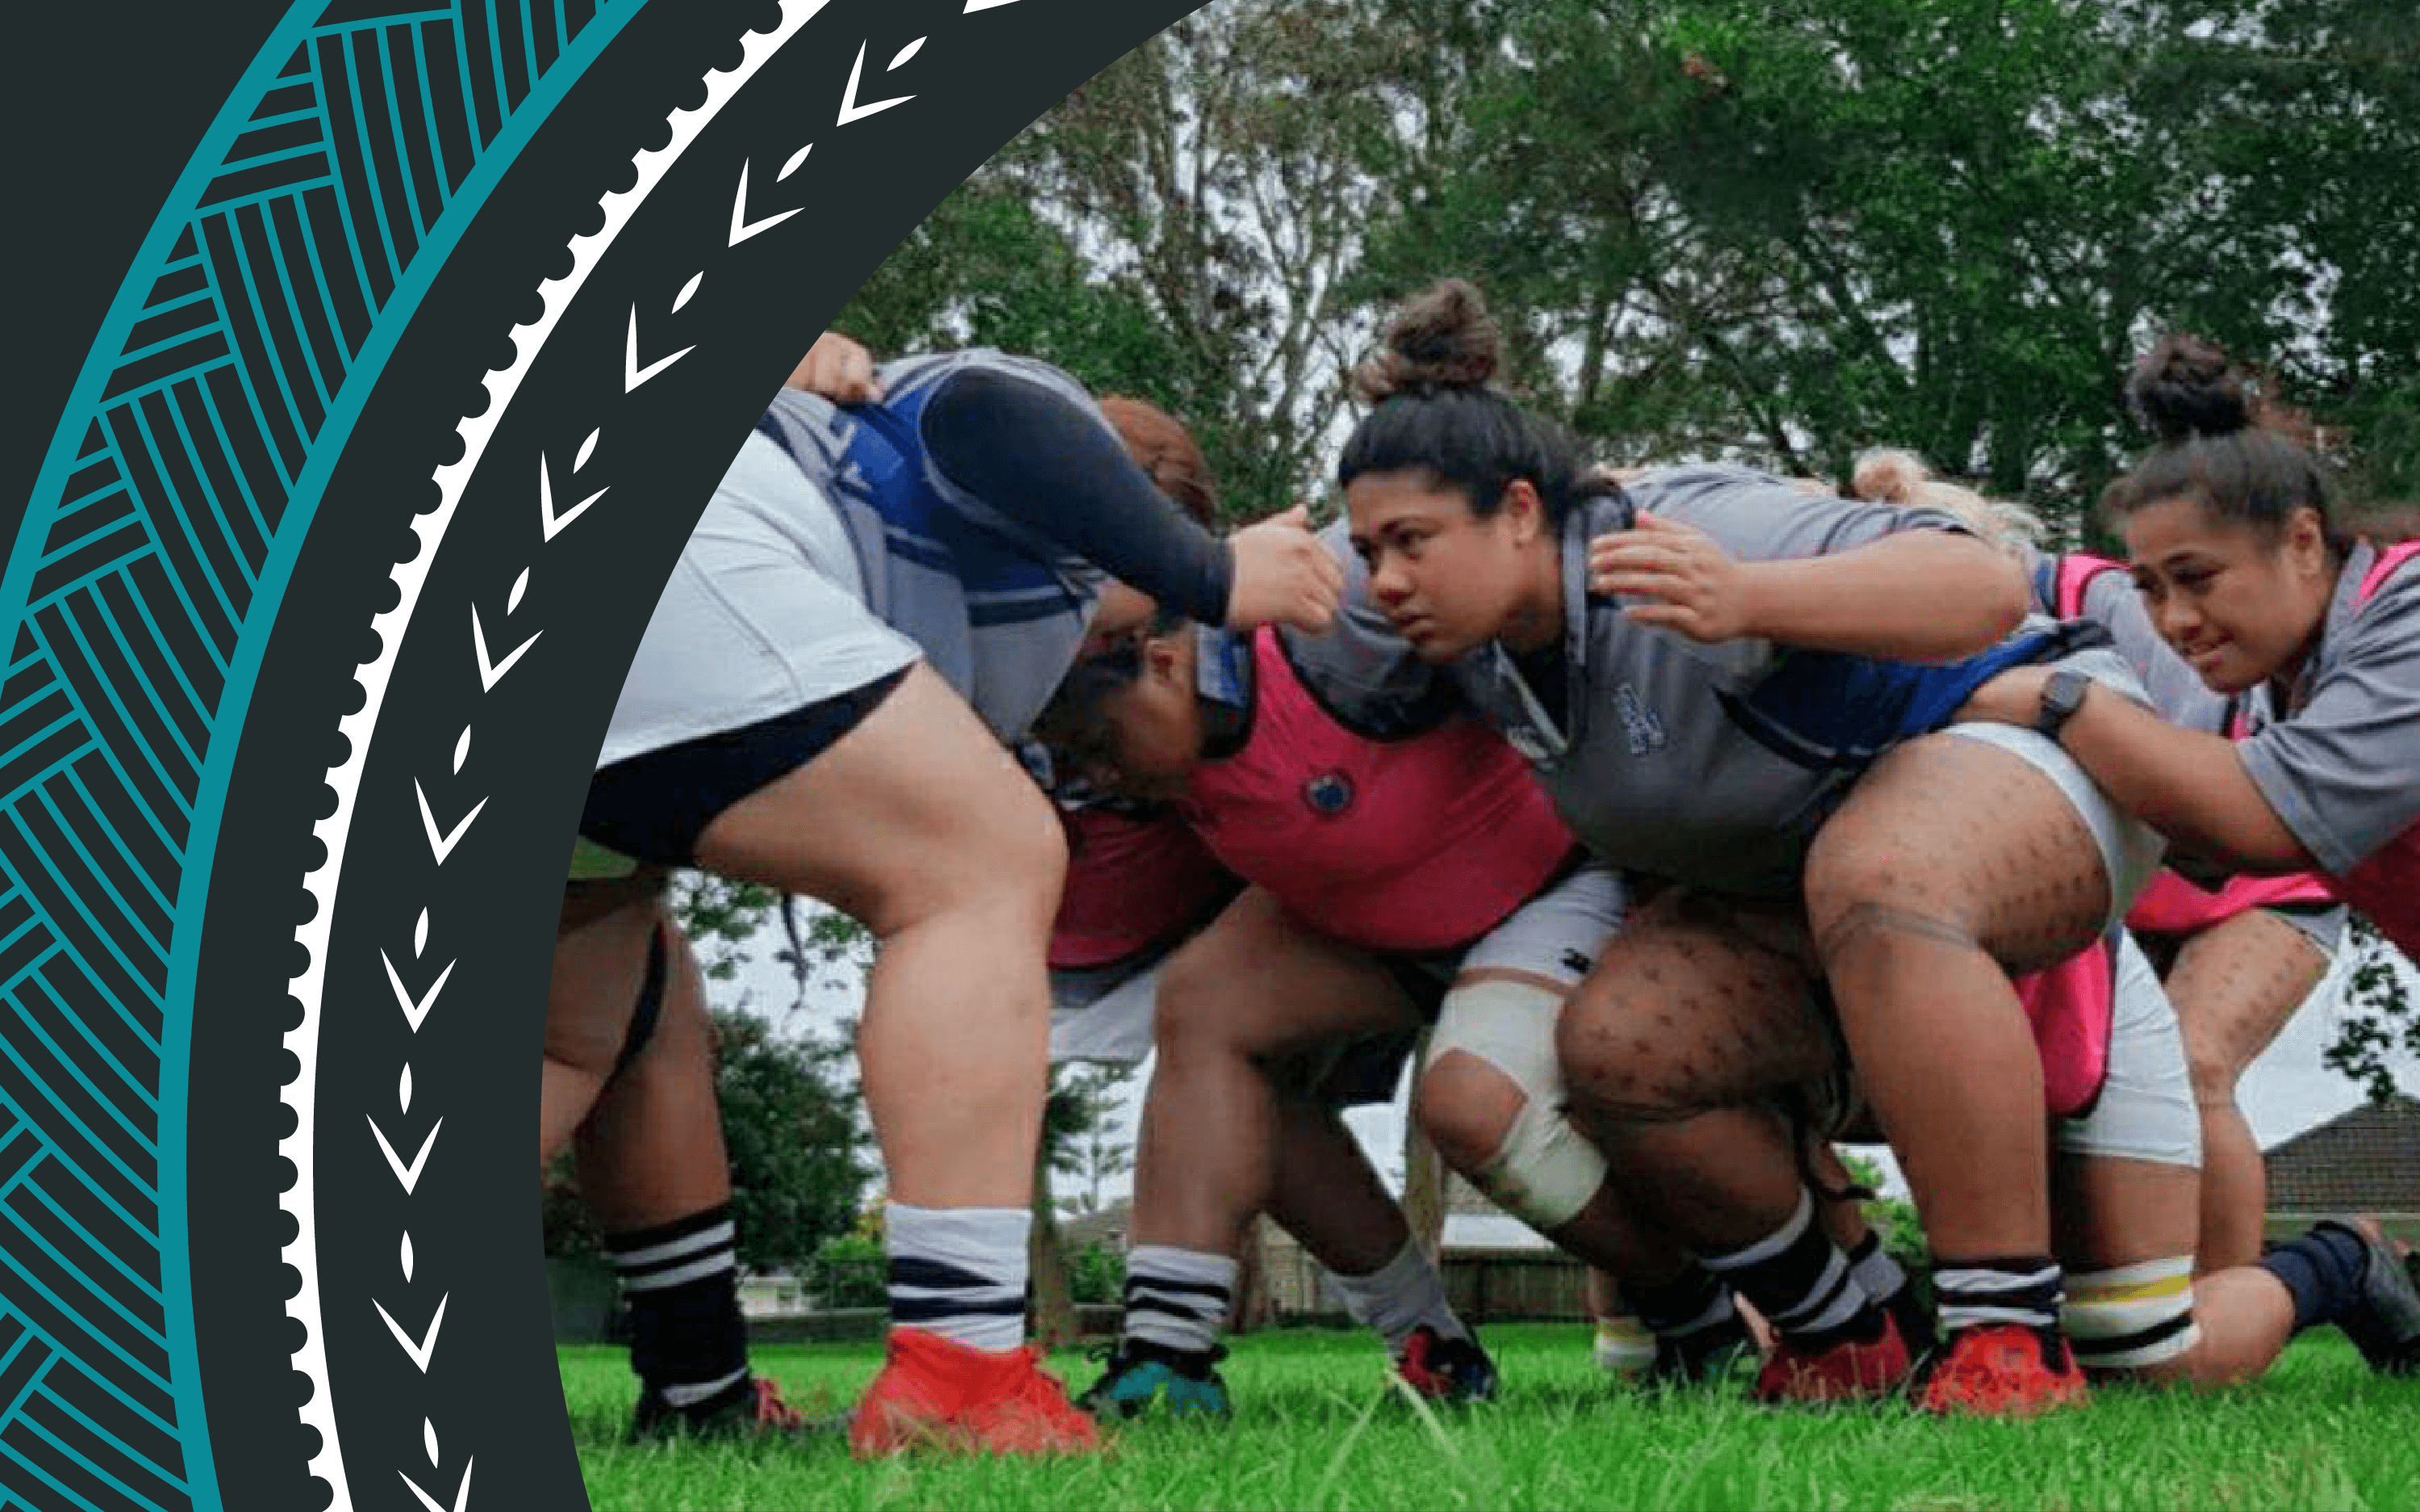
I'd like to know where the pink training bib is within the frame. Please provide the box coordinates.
[1183,627,1578,953]
[2012,943,2114,1119]
[2327,541,2420,956]
[1049,806,1232,970]
[2053,552,2336,932]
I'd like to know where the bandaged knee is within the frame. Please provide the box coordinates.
[2064,1256,2201,1372]
[1427,979,1607,1231]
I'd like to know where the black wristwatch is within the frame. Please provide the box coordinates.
[2033,669,2091,744]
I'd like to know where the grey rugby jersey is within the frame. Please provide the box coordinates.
[2238,539,2420,874]
[1450,466,1973,898]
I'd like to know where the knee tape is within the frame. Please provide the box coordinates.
[607,926,672,1085]
[1429,980,1608,1231]
[2064,1256,2201,1372]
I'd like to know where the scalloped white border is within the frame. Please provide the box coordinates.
[281,2,835,1505]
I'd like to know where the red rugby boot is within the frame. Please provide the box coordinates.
[1917,1323,2088,1418]
[849,1330,1101,1459]
[1751,1308,1912,1405]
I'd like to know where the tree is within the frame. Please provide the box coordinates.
[1054,1064,1138,1214]
[711,1009,875,1274]
[1029,1072,1096,1347]
[2324,922,2420,1106]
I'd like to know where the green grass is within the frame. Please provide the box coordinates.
[562,1326,2420,1511]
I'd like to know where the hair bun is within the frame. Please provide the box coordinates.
[1354,278,1501,403]
[2130,333,2253,443]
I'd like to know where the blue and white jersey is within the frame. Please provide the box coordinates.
[752,349,1113,744]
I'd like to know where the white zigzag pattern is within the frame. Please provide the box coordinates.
[282,2,840,1504]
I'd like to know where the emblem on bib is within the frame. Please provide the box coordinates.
[1303,771,1356,816]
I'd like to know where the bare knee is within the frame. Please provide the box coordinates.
[1151,948,1251,1063]
[882,794,1066,941]
[1413,1052,1526,1177]
[2182,1037,2241,1107]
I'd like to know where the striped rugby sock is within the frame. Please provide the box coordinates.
[2065,1256,2199,1371]
[1627,1262,1739,1342]
[606,1204,749,1412]
[1934,1254,2062,1335]
[1704,1189,1879,1347]
[1846,1230,1909,1307]
[1121,1245,1237,1356]
[885,1204,1031,1354]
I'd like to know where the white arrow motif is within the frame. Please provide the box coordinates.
[471,605,541,691]
[539,453,608,542]
[369,1115,444,1193]
[837,40,916,124]
[401,1459,474,1512]
[727,159,802,247]
[415,781,489,865]
[381,952,456,1033]
[624,306,695,392]
[375,1292,451,1373]
[963,0,1022,10]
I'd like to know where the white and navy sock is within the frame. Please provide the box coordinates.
[1704,1189,1879,1347]
[607,1204,749,1414]
[1934,1255,2062,1335]
[886,1203,1030,1354]
[1121,1245,1237,1356]
[1330,1239,1468,1352]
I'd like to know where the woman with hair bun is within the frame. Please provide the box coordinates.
[1960,333,2420,1372]
[1337,278,2184,1416]
[1966,334,2420,958]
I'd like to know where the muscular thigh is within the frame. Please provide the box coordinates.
[1154,887,1421,1060]
[1556,888,1837,1121]
[691,661,1063,936]
[2159,910,2330,1073]
[1808,732,2109,974]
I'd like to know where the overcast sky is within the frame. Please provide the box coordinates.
[731,911,2419,1210]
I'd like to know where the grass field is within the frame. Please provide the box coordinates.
[561,1325,2420,1511]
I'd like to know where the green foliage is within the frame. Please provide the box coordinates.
[711,1009,874,1274]
[1838,1148,1928,1280]
[2324,921,2420,1106]
[541,1154,603,1261]
[1049,1064,1138,1213]
[805,1232,887,1309]
[1068,1240,1126,1306]
[671,873,789,984]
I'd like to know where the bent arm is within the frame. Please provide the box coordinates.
[1966,666,2316,873]
[1743,529,2029,662]
[922,368,1232,623]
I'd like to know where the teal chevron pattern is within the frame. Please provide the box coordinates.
[1,3,636,1507]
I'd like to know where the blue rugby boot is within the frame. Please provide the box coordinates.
[1075,1338,1232,1420]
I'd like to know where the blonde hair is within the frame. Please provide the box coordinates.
[1850,448,2044,559]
